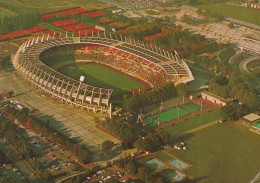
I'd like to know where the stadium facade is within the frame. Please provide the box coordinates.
[13,33,194,116]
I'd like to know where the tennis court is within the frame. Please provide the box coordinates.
[169,160,189,170]
[180,103,201,113]
[145,159,165,170]
[144,108,188,126]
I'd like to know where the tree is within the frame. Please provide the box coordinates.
[228,22,234,29]
[176,83,188,97]
[105,177,120,183]
[126,161,138,174]
[101,140,114,155]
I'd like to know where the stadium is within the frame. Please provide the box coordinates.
[13,32,194,116]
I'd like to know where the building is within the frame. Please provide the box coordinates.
[201,91,231,106]
[241,113,260,126]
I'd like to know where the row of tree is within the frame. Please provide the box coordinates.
[0,12,40,34]
[123,82,188,115]
[0,119,35,160]
[134,130,172,153]
[123,82,177,114]
[209,72,259,110]
[4,106,92,164]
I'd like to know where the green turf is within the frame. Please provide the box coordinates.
[195,3,260,25]
[2,0,110,14]
[0,7,16,17]
[179,103,200,113]
[186,63,215,93]
[170,122,260,183]
[145,10,161,15]
[165,109,220,136]
[247,59,260,71]
[61,63,145,96]
[156,151,173,162]
[144,108,188,126]
[41,51,145,96]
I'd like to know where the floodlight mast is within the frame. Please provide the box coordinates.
[76,75,85,95]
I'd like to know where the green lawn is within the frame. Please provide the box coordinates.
[2,0,110,14]
[144,108,189,126]
[62,63,145,96]
[41,51,145,97]
[0,7,16,18]
[247,59,260,71]
[195,3,260,25]
[170,122,260,183]
[156,151,173,162]
[165,109,220,136]
[145,10,161,15]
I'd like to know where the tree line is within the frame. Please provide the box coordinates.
[0,12,40,34]
[4,106,92,164]
[209,71,259,120]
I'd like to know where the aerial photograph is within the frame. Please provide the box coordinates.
[0,0,259,183]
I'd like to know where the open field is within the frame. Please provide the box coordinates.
[0,7,17,17]
[145,10,161,15]
[0,0,110,14]
[247,59,260,71]
[170,122,260,183]
[194,3,260,25]
[165,109,220,136]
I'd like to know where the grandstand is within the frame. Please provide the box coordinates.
[13,32,194,116]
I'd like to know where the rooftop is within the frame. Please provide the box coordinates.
[242,113,260,122]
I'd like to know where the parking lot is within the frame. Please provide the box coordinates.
[174,9,260,54]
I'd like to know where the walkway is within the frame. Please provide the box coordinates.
[184,120,219,134]
[239,56,257,72]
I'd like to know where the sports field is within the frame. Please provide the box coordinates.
[165,109,220,136]
[144,108,188,126]
[41,51,145,97]
[180,103,201,113]
[62,63,145,96]
[170,122,260,183]
[195,3,260,25]
[144,103,200,126]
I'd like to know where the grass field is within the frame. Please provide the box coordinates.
[144,108,189,126]
[0,7,17,17]
[139,151,173,165]
[247,59,260,71]
[1,0,110,14]
[165,109,220,136]
[41,51,145,96]
[144,103,200,126]
[62,63,145,96]
[195,3,260,25]
[180,103,201,113]
[145,10,161,15]
[170,122,260,183]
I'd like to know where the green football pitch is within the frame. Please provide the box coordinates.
[61,63,145,96]
[144,103,200,126]
[41,51,145,97]
[144,108,189,126]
